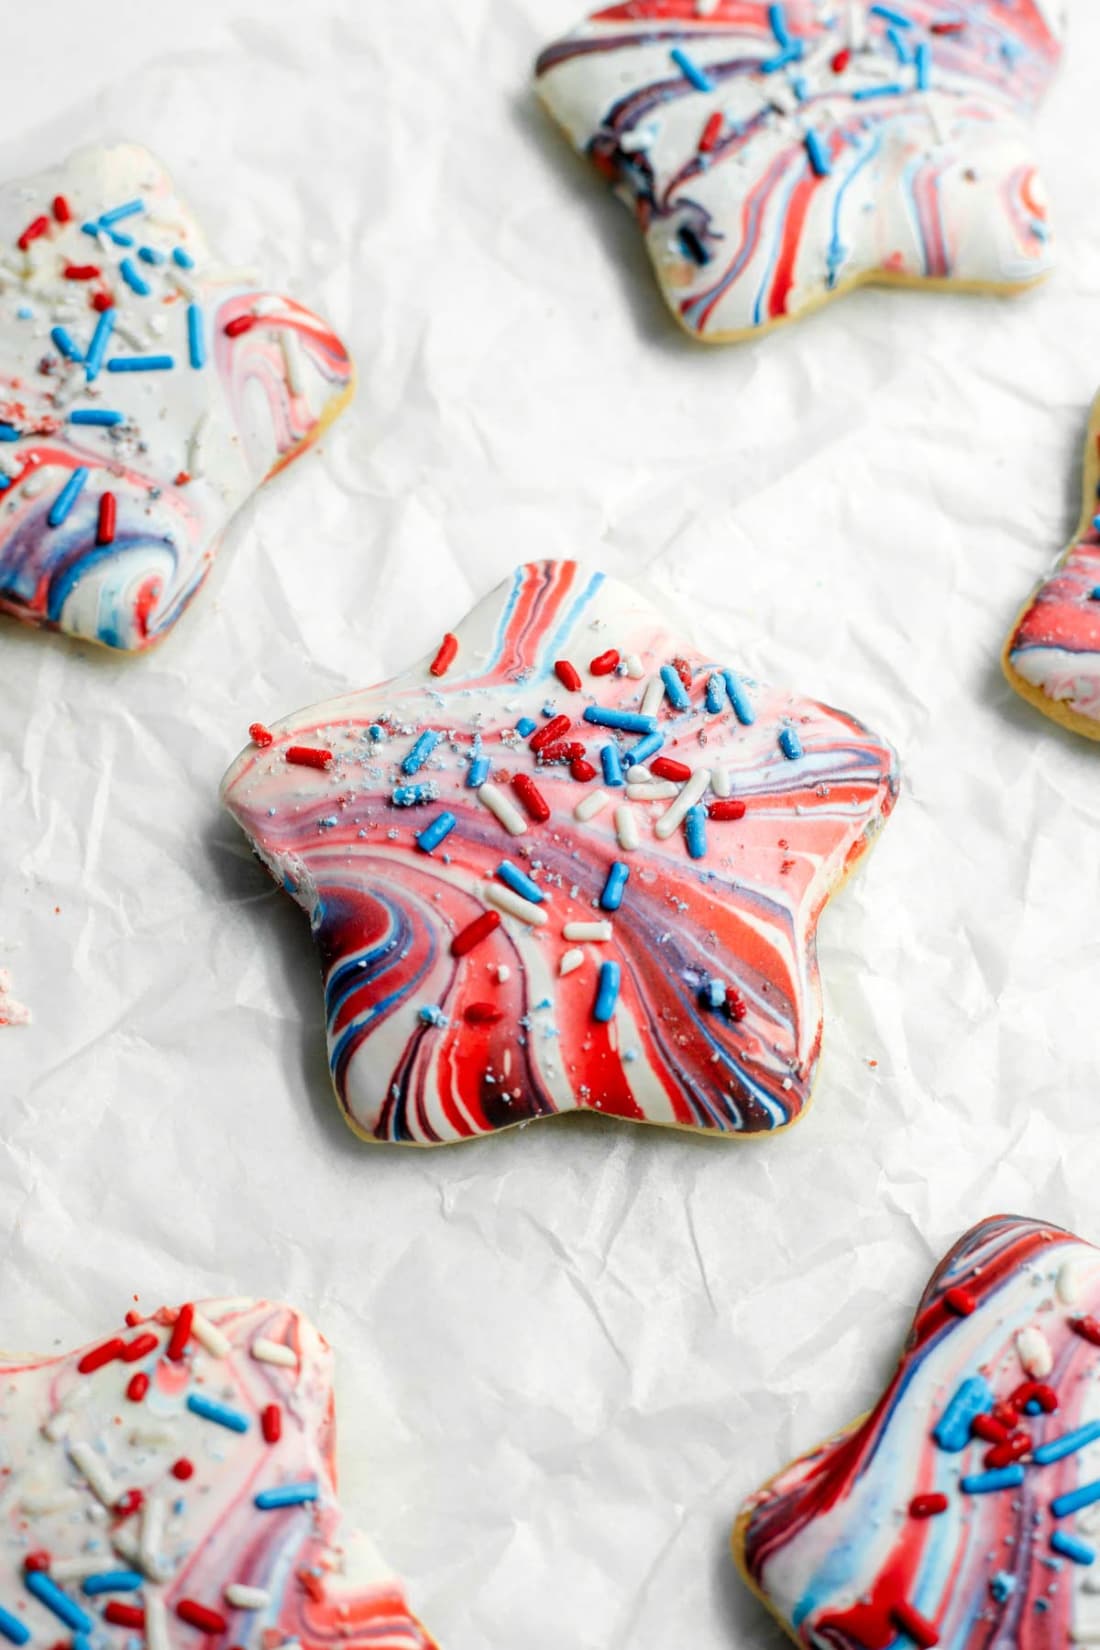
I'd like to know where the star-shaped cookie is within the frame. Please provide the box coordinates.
[535,1,1065,343]
[735,1214,1100,1650]
[1004,390,1100,741]
[0,143,353,651]
[221,560,898,1145]
[0,1297,436,1649]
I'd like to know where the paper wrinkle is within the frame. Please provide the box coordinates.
[1,3,1099,1646]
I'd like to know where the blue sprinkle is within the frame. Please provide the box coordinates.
[600,861,630,912]
[0,423,18,442]
[779,726,803,761]
[69,409,124,426]
[50,324,81,362]
[467,756,490,788]
[659,663,691,713]
[1051,1531,1095,1566]
[186,1392,250,1433]
[391,784,435,807]
[103,227,135,248]
[0,476,10,491]
[768,3,791,46]
[804,130,832,178]
[416,811,456,854]
[369,724,385,739]
[1052,1480,1100,1519]
[419,1004,448,1028]
[852,82,906,100]
[990,1573,1015,1604]
[496,861,545,904]
[118,257,151,296]
[684,805,707,860]
[961,1465,1026,1495]
[16,305,33,320]
[887,24,912,63]
[625,730,664,767]
[516,717,537,737]
[0,1608,29,1646]
[670,45,714,92]
[138,245,165,265]
[869,2,911,24]
[1091,587,1100,602]
[760,43,803,72]
[699,979,726,1011]
[187,303,206,370]
[593,960,621,1024]
[255,1480,320,1510]
[100,199,144,227]
[934,1373,992,1452]
[402,728,442,776]
[81,1573,143,1597]
[84,307,116,382]
[81,221,103,240]
[600,743,624,788]
[583,707,657,735]
[23,1574,91,1634]
[47,467,89,528]
[705,673,725,714]
[678,224,712,266]
[172,246,195,269]
[915,41,932,89]
[106,354,175,372]
[722,670,755,726]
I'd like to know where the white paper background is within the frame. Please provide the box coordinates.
[2,4,1100,1645]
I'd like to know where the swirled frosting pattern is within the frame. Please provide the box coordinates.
[0,144,353,651]
[535,1,1065,342]
[0,1297,436,1649]
[736,1215,1100,1649]
[1004,394,1100,740]
[221,560,898,1145]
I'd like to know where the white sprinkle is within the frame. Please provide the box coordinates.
[69,1440,118,1506]
[140,1491,165,1576]
[574,789,610,823]
[191,1312,231,1359]
[251,1337,297,1369]
[562,922,613,942]
[847,0,866,49]
[615,806,640,851]
[654,768,712,841]
[21,473,45,499]
[627,764,652,784]
[20,1487,80,1518]
[1057,1259,1083,1305]
[619,126,657,154]
[1016,1325,1053,1378]
[641,676,665,718]
[623,653,644,679]
[128,1424,178,1448]
[497,965,510,983]
[165,265,198,303]
[145,1594,171,1650]
[559,948,584,977]
[484,884,548,926]
[710,765,731,799]
[49,1553,109,1580]
[626,781,679,802]
[224,1585,271,1610]
[42,1410,74,1443]
[281,328,305,398]
[478,782,527,837]
[188,412,210,480]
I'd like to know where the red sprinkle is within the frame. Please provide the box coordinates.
[125,1310,143,1328]
[172,1458,195,1480]
[650,757,692,783]
[465,1002,504,1025]
[831,47,851,72]
[570,758,597,783]
[889,1601,939,1649]
[707,799,747,822]
[17,215,49,252]
[930,19,965,32]
[451,910,501,959]
[174,470,191,486]
[909,1493,948,1519]
[261,1403,282,1445]
[121,1332,159,1363]
[166,1302,194,1362]
[429,632,459,678]
[249,722,274,749]
[990,1401,1019,1431]
[64,264,100,281]
[725,991,747,1022]
[126,1373,150,1403]
[297,1571,325,1604]
[971,1413,1010,1445]
[589,650,620,676]
[554,659,582,693]
[92,292,114,312]
[538,741,586,765]
[672,658,692,689]
[286,745,333,770]
[944,1286,976,1317]
[77,1337,127,1375]
[1014,1381,1058,1414]
[512,773,550,823]
[23,1551,51,1573]
[52,195,72,224]
[114,1488,144,1520]
[530,715,572,753]
[96,492,116,547]
[224,314,256,338]
[177,1602,228,1636]
[105,1604,145,1630]
[985,1434,1030,1470]
[1071,1316,1100,1347]
[698,111,724,154]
